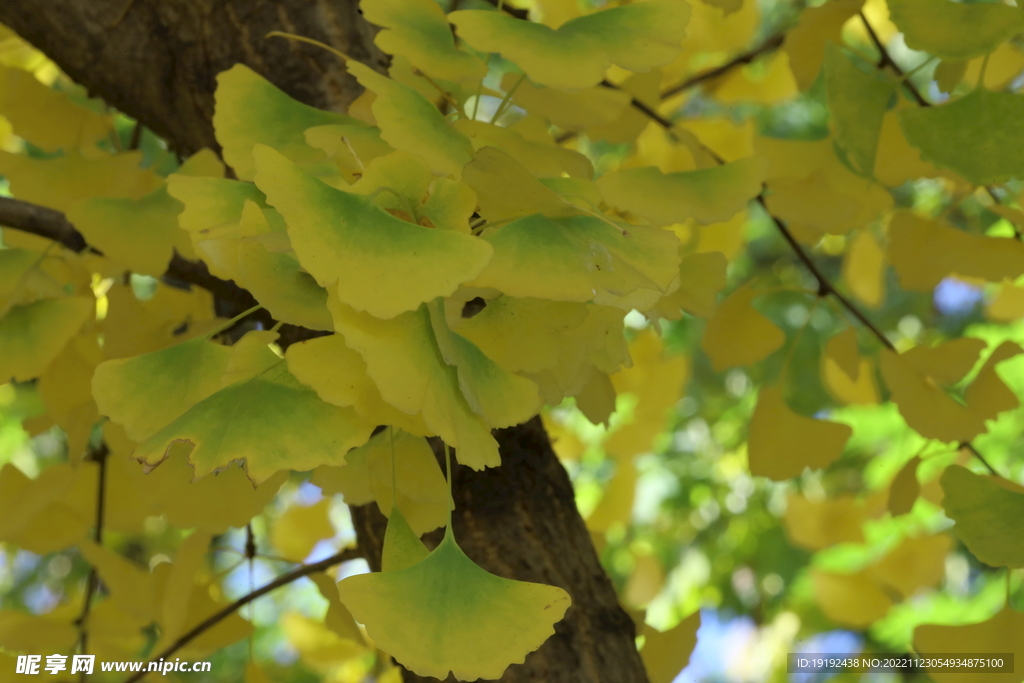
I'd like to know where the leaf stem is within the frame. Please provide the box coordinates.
[265,32,354,63]
[205,304,263,340]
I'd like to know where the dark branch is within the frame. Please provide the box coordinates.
[75,443,109,675]
[122,547,362,683]
[660,33,786,100]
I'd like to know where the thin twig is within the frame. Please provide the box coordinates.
[76,444,109,679]
[128,121,143,151]
[660,33,786,100]
[122,547,362,683]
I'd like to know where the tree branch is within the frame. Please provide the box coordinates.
[122,547,362,683]
[75,443,109,678]
[660,33,786,100]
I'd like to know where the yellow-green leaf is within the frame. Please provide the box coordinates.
[888,0,1024,62]
[940,465,1024,568]
[0,297,93,382]
[823,43,893,176]
[382,505,432,572]
[701,287,783,371]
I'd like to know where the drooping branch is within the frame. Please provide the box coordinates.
[660,33,786,100]
[121,547,363,683]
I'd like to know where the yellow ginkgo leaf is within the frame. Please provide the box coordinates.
[360,428,450,536]
[0,463,91,554]
[842,229,885,307]
[66,185,182,276]
[823,43,892,177]
[0,65,111,152]
[0,610,77,654]
[347,61,474,176]
[0,149,162,213]
[965,341,1022,423]
[587,459,637,532]
[253,144,492,319]
[784,494,865,550]
[701,287,783,372]
[914,606,1024,683]
[282,612,365,672]
[362,0,486,81]
[337,528,571,680]
[330,298,502,469]
[0,297,93,382]
[823,355,879,405]
[641,610,701,683]
[309,572,365,643]
[213,64,356,181]
[783,0,864,90]
[887,456,921,517]
[868,533,952,599]
[598,157,766,226]
[450,0,690,89]
[272,499,336,562]
[879,349,986,443]
[748,386,852,481]
[461,146,575,224]
[504,75,630,132]
[286,334,429,436]
[812,569,892,627]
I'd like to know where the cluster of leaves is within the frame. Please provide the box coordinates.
[2,0,1024,679]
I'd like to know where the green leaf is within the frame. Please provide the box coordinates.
[449,0,690,89]
[253,145,492,319]
[234,242,334,331]
[346,62,474,176]
[472,214,679,303]
[597,157,766,225]
[213,64,358,180]
[133,369,374,485]
[362,0,487,81]
[888,0,1024,62]
[940,465,1024,569]
[93,336,232,442]
[900,89,1024,185]
[823,43,893,177]
[381,505,431,572]
[337,530,570,680]
[0,298,93,382]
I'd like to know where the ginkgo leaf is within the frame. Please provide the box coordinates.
[868,533,951,599]
[813,569,892,627]
[311,449,375,506]
[213,64,356,180]
[748,387,851,480]
[0,248,41,314]
[272,499,336,562]
[826,328,860,380]
[460,146,575,224]
[842,229,885,307]
[505,76,630,132]
[253,144,493,319]
[914,606,1024,683]
[879,349,986,443]
[0,463,91,554]
[823,42,892,177]
[330,298,501,469]
[641,611,701,683]
[455,296,590,374]
[167,174,267,239]
[701,287,783,372]
[0,65,111,152]
[310,573,365,643]
[361,428,450,536]
[134,368,374,484]
[587,458,637,532]
[77,541,157,622]
[887,211,1024,290]
[336,529,571,680]
[0,150,162,212]
[363,0,486,81]
[823,355,879,405]
[597,157,766,226]
[966,341,1022,422]
[653,250,729,320]
[888,0,1024,62]
[285,334,430,436]
[784,494,865,550]
[0,610,78,653]
[346,62,474,176]
[783,0,863,90]
[903,337,985,386]
[472,214,680,303]
[0,297,93,382]
[455,119,593,180]
[93,335,232,442]
[888,456,920,516]
[940,465,1024,568]
[234,242,333,331]
[382,505,432,572]
[450,0,690,89]
[161,530,213,643]
[900,89,1024,185]
[66,185,182,276]
[428,300,542,429]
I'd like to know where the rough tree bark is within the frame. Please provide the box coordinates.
[0,2,649,681]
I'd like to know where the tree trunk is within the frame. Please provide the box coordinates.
[0,3,649,681]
